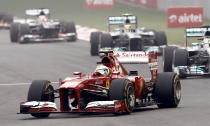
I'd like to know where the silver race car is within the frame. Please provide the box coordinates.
[90,13,167,56]
[163,26,210,78]
[10,8,77,43]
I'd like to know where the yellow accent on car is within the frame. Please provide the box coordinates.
[122,13,133,16]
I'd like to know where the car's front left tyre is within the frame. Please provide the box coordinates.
[27,80,55,118]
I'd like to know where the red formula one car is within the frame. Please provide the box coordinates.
[19,51,181,118]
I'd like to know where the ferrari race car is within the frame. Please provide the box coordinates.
[10,8,77,43]
[19,50,181,118]
[0,12,13,29]
[90,13,167,56]
[163,26,210,78]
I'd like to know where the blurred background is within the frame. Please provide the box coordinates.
[0,0,210,45]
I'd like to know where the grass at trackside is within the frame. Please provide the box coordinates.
[1,0,210,45]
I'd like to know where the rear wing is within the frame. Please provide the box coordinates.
[99,49,157,64]
[108,15,138,31]
[114,51,149,64]
[185,26,210,47]
[25,8,50,16]
[113,51,158,83]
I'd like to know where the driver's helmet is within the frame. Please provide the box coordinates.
[124,24,131,32]
[204,31,210,38]
[38,15,47,23]
[95,65,110,77]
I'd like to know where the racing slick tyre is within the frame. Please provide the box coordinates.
[173,49,188,78]
[154,72,181,108]
[61,21,77,42]
[208,58,210,73]
[130,38,144,51]
[101,33,113,48]
[10,23,20,42]
[19,24,30,44]
[90,32,102,56]
[155,31,167,46]
[173,49,188,67]
[27,80,55,118]
[163,46,177,72]
[109,79,135,114]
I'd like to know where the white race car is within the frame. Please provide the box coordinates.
[10,8,77,43]
[90,13,167,56]
[163,26,210,78]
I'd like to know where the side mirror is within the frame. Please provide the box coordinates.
[73,72,82,78]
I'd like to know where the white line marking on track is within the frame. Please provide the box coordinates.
[0,82,59,86]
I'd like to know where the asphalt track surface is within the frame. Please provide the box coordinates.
[0,30,210,126]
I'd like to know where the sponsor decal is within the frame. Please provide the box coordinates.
[114,101,122,108]
[115,52,148,57]
[95,80,103,85]
[114,52,149,63]
[121,0,157,9]
[168,7,203,28]
[84,0,114,9]
[148,62,158,70]
[115,103,121,108]
[78,84,85,88]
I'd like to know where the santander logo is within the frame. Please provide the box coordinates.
[169,13,202,24]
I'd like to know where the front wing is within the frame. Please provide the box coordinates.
[174,66,210,77]
[19,100,125,114]
[19,33,76,43]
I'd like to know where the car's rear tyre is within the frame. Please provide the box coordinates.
[154,72,181,108]
[101,33,113,48]
[10,23,20,42]
[109,79,135,114]
[163,46,177,72]
[155,31,167,46]
[130,38,144,51]
[61,21,77,42]
[90,32,102,56]
[27,80,55,118]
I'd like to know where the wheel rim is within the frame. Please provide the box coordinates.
[44,85,54,102]
[174,78,181,104]
[162,51,165,71]
[127,85,135,109]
